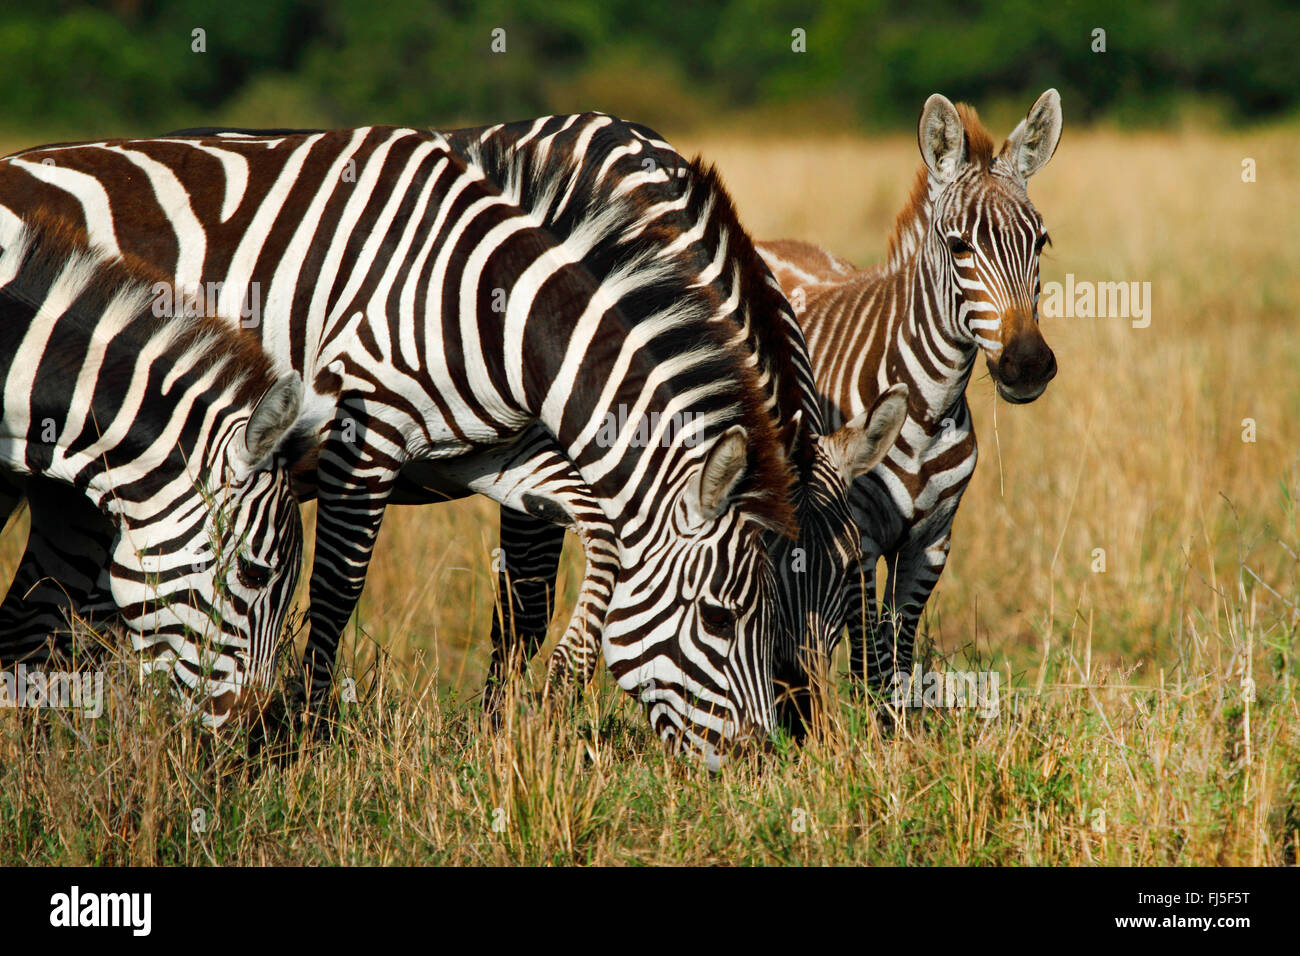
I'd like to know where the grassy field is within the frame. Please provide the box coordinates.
[1,122,1298,865]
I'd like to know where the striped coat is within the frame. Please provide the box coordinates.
[437,114,907,720]
[0,214,317,722]
[758,91,1063,691]
[0,116,908,742]
[0,126,815,758]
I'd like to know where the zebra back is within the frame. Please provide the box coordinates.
[451,113,823,480]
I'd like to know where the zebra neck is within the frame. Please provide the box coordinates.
[853,169,981,433]
[0,422,219,528]
[891,253,980,431]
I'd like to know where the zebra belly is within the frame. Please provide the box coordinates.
[395,425,590,532]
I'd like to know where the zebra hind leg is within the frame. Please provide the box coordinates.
[483,508,565,725]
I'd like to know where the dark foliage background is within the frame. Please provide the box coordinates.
[1,0,1295,136]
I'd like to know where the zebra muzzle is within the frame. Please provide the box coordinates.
[990,327,1056,403]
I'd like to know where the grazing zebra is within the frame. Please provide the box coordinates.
[0,214,317,723]
[0,127,831,759]
[0,116,908,740]
[436,113,909,719]
[757,90,1063,693]
[159,114,897,716]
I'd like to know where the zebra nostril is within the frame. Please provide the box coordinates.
[997,333,1057,391]
[1042,348,1058,381]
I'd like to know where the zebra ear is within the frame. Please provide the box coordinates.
[694,425,749,521]
[1003,89,1062,181]
[918,94,967,183]
[828,384,908,483]
[241,372,304,467]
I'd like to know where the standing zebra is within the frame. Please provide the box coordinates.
[758,90,1063,693]
[0,214,317,723]
[0,127,844,759]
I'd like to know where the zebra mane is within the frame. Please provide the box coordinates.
[885,102,997,271]
[0,212,315,469]
[680,157,821,480]
[462,129,798,536]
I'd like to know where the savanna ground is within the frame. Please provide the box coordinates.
[1,122,1298,865]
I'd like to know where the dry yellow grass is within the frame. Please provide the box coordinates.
[1,124,1297,865]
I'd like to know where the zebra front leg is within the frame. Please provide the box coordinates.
[544,524,617,701]
[298,431,398,728]
[484,507,565,718]
[0,477,118,664]
[846,550,883,687]
[870,533,952,694]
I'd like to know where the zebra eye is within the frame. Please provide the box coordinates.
[237,555,272,590]
[699,602,736,640]
[1035,233,1052,254]
[948,235,973,257]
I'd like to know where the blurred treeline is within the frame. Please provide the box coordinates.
[1,0,1296,138]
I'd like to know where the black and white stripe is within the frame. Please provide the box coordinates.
[435,114,908,725]
[0,126,815,758]
[0,215,315,723]
[758,90,1063,693]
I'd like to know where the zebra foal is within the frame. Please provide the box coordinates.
[758,89,1063,695]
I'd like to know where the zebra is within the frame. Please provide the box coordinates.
[0,126,846,760]
[0,212,318,724]
[757,89,1063,694]
[0,116,908,741]
[434,113,909,722]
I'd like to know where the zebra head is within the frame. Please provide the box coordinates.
[919,89,1063,404]
[109,371,314,726]
[771,385,910,728]
[601,425,791,769]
